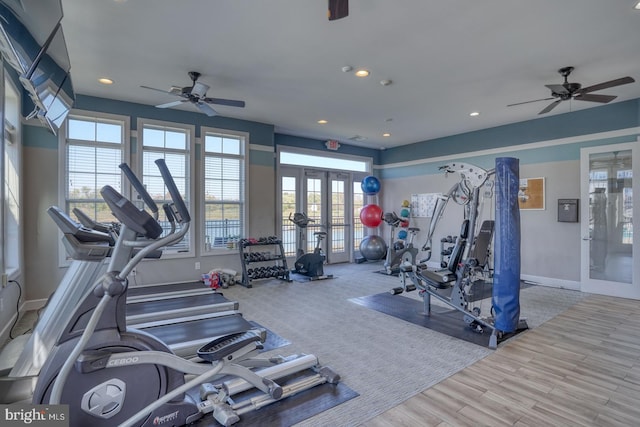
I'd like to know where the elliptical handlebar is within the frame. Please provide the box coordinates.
[119,162,159,217]
[155,158,191,223]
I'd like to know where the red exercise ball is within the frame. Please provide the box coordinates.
[360,204,383,228]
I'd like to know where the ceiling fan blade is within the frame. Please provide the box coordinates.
[579,76,635,94]
[203,97,246,108]
[141,85,175,95]
[196,102,218,117]
[156,99,187,109]
[507,97,555,107]
[574,93,616,103]
[538,100,562,115]
[545,84,569,95]
[328,0,348,20]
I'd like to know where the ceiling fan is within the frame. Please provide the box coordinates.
[507,66,635,115]
[328,0,348,20]
[140,71,245,117]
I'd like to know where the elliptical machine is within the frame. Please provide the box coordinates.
[33,160,339,427]
[382,212,419,275]
[289,212,333,280]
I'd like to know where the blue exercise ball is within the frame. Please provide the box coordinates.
[361,175,381,195]
[359,235,387,261]
[397,230,408,240]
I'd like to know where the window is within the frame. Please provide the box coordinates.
[201,128,247,253]
[280,151,368,172]
[139,119,194,256]
[62,113,127,222]
[3,75,21,278]
[60,112,128,265]
[352,179,365,252]
[281,174,297,256]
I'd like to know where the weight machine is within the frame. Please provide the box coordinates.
[391,162,507,348]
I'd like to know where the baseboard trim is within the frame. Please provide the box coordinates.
[521,274,581,291]
[23,298,47,312]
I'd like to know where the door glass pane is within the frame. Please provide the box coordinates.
[281,176,297,256]
[331,179,346,253]
[588,149,632,283]
[353,181,365,252]
[306,178,322,253]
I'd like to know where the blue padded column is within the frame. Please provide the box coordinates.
[492,157,521,332]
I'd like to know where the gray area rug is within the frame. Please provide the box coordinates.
[219,263,588,426]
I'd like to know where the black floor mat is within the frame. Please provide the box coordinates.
[289,272,335,282]
[249,321,291,352]
[191,377,358,426]
[350,292,526,347]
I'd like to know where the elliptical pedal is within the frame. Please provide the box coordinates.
[197,330,264,362]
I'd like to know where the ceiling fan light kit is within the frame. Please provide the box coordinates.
[141,71,245,117]
[507,66,635,115]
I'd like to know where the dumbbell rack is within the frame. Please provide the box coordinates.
[239,237,291,287]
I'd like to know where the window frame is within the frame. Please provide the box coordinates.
[137,117,195,259]
[2,70,23,280]
[200,126,249,256]
[58,109,130,267]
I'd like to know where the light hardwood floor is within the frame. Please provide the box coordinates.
[363,294,640,427]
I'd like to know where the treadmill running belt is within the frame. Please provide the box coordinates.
[142,313,253,346]
[126,293,230,317]
[127,281,205,297]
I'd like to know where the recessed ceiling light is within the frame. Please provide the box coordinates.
[469,111,480,117]
[635,1,640,9]
[317,119,328,124]
[355,69,370,77]
[383,133,391,137]
[98,77,114,85]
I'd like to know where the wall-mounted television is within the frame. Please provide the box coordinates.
[0,0,63,75]
[0,0,74,135]
[19,22,75,134]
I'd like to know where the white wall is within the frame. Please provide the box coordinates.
[381,159,581,285]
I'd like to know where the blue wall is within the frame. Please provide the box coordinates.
[381,99,640,165]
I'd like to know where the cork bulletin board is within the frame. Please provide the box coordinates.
[518,177,545,210]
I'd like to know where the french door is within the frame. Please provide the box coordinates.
[302,170,352,264]
[580,142,639,298]
[279,168,353,264]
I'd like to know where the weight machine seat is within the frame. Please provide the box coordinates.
[418,267,457,289]
[314,231,326,236]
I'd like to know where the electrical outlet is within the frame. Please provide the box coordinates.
[195,262,201,270]
[0,297,3,311]
[1,274,7,288]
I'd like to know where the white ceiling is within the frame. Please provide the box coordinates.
[59,0,640,150]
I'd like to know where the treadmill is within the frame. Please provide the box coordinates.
[47,205,253,359]
[52,206,240,324]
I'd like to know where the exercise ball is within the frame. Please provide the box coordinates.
[397,230,408,240]
[360,235,387,261]
[401,200,410,207]
[400,208,410,218]
[361,175,381,195]
[360,204,383,228]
